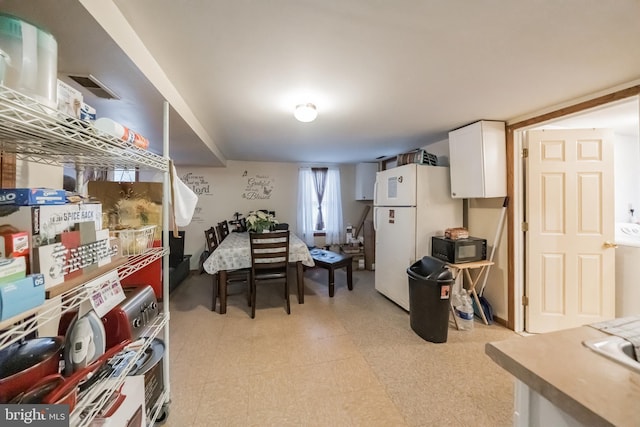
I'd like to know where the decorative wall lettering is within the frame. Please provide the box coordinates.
[191,206,205,224]
[242,174,274,200]
[181,172,212,197]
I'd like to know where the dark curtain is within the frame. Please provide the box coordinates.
[311,167,327,230]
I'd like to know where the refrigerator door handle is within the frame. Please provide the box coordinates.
[373,207,378,232]
[373,180,379,206]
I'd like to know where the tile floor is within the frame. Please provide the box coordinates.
[164,266,519,427]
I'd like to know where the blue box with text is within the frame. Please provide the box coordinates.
[0,188,66,206]
[0,274,45,321]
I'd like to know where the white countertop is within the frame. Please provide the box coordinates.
[486,326,640,427]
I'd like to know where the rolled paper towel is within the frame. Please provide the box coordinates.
[94,117,149,149]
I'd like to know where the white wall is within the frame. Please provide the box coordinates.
[424,138,451,166]
[467,197,508,321]
[176,161,366,269]
[424,137,509,321]
[17,160,63,188]
[614,133,640,223]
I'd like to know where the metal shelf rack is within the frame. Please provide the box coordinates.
[0,247,167,349]
[0,84,173,425]
[0,85,168,171]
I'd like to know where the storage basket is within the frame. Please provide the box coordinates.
[396,149,438,166]
[112,225,156,256]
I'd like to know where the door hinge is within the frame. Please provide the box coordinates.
[522,148,528,158]
[521,222,528,232]
[522,295,529,306]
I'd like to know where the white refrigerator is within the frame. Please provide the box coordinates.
[374,164,462,310]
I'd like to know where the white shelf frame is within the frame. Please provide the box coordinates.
[70,313,169,427]
[0,85,168,171]
[0,247,167,349]
[0,86,173,426]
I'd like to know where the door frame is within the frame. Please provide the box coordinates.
[505,84,640,332]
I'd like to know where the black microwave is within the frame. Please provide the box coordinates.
[431,236,487,264]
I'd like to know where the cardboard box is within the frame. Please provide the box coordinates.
[33,230,116,290]
[0,274,45,320]
[0,204,102,249]
[57,79,83,118]
[89,376,146,427]
[135,353,164,420]
[0,188,66,206]
[0,231,29,258]
[32,243,64,289]
[0,204,103,289]
[0,256,26,284]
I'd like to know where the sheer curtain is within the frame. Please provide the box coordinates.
[323,168,343,244]
[297,168,316,245]
[297,167,343,246]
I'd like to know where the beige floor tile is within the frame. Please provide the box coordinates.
[246,404,306,427]
[340,387,408,426]
[330,355,384,393]
[296,393,355,427]
[165,270,517,426]
[161,382,203,427]
[247,369,297,411]
[192,376,250,426]
[288,361,341,400]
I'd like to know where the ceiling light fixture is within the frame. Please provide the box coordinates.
[294,103,318,122]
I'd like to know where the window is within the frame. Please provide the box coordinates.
[297,167,343,245]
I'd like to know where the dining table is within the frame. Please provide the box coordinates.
[202,231,315,313]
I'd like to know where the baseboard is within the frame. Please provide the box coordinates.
[492,315,508,329]
[169,255,191,293]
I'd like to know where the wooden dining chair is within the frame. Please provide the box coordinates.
[204,226,250,313]
[216,220,230,242]
[249,230,290,318]
[214,223,225,243]
[205,226,218,252]
[199,227,217,274]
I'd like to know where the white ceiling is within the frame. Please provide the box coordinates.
[1,0,639,166]
[542,97,639,136]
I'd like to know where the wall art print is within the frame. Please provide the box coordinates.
[87,181,162,240]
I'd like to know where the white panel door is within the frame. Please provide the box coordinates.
[374,206,416,311]
[526,129,615,333]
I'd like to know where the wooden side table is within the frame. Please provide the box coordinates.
[447,260,494,326]
[310,248,354,297]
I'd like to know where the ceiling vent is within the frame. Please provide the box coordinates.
[67,74,120,100]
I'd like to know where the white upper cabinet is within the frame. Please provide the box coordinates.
[355,162,378,200]
[448,120,506,198]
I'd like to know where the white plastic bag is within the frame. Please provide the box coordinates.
[171,162,198,226]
